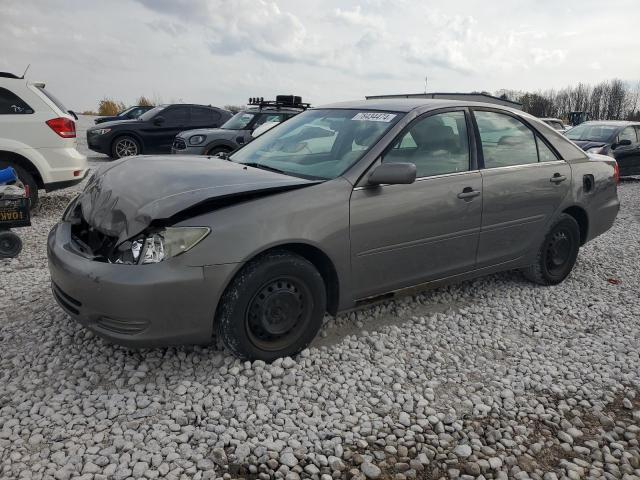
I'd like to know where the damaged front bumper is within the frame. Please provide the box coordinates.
[47,222,239,347]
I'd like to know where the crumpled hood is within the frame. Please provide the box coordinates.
[78,155,318,243]
[176,127,238,139]
[572,140,607,151]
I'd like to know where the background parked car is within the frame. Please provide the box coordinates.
[172,95,308,156]
[566,120,640,176]
[540,117,569,133]
[49,99,619,361]
[0,72,87,207]
[94,105,153,124]
[86,104,232,159]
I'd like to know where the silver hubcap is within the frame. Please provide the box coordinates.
[115,139,138,157]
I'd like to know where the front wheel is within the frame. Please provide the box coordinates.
[522,213,580,285]
[216,251,326,361]
[111,136,140,159]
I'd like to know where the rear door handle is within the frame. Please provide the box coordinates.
[550,173,567,184]
[457,187,481,199]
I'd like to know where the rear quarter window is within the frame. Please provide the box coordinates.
[33,85,68,114]
[530,116,588,160]
[0,87,34,114]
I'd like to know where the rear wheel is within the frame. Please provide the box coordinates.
[111,136,140,159]
[523,213,580,285]
[216,251,326,361]
[0,161,38,209]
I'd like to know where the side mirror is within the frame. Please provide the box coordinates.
[613,139,632,149]
[153,116,165,126]
[368,162,416,186]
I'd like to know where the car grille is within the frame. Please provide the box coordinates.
[96,316,149,335]
[173,138,187,150]
[52,282,82,315]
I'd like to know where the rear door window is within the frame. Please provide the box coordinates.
[0,87,34,114]
[475,111,538,168]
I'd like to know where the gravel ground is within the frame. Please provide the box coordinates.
[0,122,639,479]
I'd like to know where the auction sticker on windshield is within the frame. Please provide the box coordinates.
[352,112,397,122]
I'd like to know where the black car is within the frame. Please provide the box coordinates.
[87,104,232,159]
[94,105,154,124]
[566,121,640,176]
[171,96,308,156]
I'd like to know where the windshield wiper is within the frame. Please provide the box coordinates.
[242,162,287,175]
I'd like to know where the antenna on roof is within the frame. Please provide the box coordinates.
[424,75,428,94]
[20,64,30,79]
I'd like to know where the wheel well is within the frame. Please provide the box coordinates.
[0,150,44,188]
[256,243,340,316]
[563,206,588,245]
[206,143,233,154]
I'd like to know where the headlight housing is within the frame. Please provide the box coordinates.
[189,135,206,145]
[92,128,111,135]
[113,227,210,264]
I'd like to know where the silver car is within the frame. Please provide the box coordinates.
[48,99,620,361]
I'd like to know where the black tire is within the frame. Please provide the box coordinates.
[110,135,141,159]
[0,161,38,209]
[205,146,232,157]
[0,231,23,258]
[216,251,326,361]
[523,213,580,285]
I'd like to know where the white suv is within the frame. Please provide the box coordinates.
[0,72,87,207]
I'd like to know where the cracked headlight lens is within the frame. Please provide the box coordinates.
[136,227,210,264]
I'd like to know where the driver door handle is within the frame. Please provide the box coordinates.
[457,187,481,199]
[550,173,567,184]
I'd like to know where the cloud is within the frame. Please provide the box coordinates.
[530,47,566,66]
[331,6,385,29]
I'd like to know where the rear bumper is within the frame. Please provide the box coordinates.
[47,222,238,347]
[44,169,88,192]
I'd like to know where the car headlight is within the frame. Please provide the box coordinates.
[586,146,605,154]
[92,128,111,135]
[125,227,210,264]
[189,135,206,145]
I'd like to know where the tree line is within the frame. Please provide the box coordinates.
[495,79,640,121]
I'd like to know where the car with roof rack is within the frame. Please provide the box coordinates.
[171,95,309,156]
[0,72,87,207]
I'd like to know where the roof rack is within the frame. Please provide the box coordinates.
[0,72,20,79]
[248,95,310,110]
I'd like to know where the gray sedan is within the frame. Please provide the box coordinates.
[48,99,619,361]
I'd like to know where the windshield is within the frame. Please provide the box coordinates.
[230,109,401,180]
[566,124,618,142]
[138,105,167,121]
[118,107,136,116]
[222,112,256,130]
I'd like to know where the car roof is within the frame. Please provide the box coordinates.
[244,106,305,113]
[316,98,524,114]
[579,120,640,126]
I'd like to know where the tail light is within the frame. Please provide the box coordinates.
[613,161,620,184]
[46,117,76,138]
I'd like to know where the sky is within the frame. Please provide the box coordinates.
[1,0,639,111]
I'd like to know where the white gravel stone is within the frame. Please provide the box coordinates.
[1,127,639,480]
